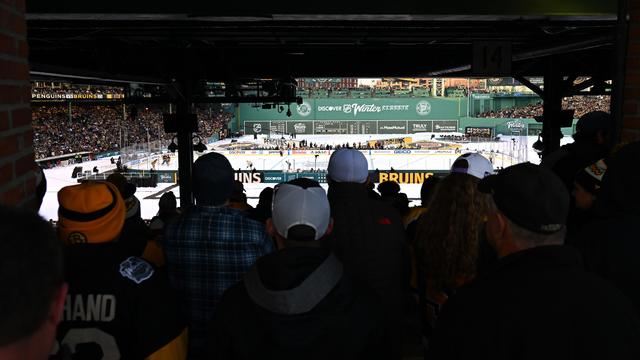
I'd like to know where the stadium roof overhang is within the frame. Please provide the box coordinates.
[26,0,619,84]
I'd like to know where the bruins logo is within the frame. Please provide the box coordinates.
[68,232,87,244]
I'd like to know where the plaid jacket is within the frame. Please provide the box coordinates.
[164,205,275,359]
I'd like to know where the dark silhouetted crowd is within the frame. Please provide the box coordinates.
[4,110,640,360]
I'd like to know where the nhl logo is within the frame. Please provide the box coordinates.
[416,101,431,116]
[253,123,262,133]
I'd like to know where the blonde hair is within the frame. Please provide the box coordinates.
[415,173,490,291]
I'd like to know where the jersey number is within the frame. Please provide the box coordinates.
[55,328,120,359]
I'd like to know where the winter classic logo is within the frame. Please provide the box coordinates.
[253,123,262,133]
[294,123,307,133]
[416,101,432,116]
[297,102,312,117]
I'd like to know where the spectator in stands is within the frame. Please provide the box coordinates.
[542,111,612,190]
[34,164,47,211]
[227,180,253,211]
[564,159,607,246]
[378,180,410,218]
[106,173,155,260]
[54,182,187,359]
[405,175,441,240]
[149,191,180,241]
[209,179,390,359]
[0,206,66,360]
[576,141,640,314]
[428,162,640,359]
[248,187,273,224]
[326,148,408,359]
[164,152,275,359]
[413,153,493,348]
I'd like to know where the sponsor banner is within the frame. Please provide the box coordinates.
[228,150,246,154]
[393,149,412,154]
[157,173,175,183]
[262,171,286,183]
[465,127,493,137]
[32,93,125,100]
[371,150,394,154]
[378,120,408,134]
[234,171,263,183]
[408,120,433,133]
[287,121,314,135]
[239,98,460,121]
[432,120,459,132]
[268,150,282,154]
[371,170,450,184]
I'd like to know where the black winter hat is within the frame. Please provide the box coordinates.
[193,153,234,206]
[479,162,569,234]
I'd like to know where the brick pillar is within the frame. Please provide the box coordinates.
[623,0,640,142]
[0,0,34,207]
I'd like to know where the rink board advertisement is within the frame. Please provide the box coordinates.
[157,170,448,184]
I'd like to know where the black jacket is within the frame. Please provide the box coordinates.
[328,182,409,358]
[55,242,185,359]
[427,245,640,360]
[542,140,608,191]
[208,247,390,360]
[575,141,640,313]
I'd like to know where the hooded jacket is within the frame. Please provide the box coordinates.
[328,182,409,359]
[208,247,390,359]
[575,141,640,313]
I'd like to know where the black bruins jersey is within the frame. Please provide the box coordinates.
[53,242,187,359]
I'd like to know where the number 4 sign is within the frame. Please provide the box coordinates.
[472,41,512,76]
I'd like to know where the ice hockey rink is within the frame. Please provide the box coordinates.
[40,133,572,222]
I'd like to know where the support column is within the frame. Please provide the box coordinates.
[176,84,194,207]
[542,63,563,157]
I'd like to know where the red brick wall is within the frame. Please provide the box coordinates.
[623,0,640,142]
[0,0,34,207]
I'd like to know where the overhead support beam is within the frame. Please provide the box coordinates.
[513,75,543,97]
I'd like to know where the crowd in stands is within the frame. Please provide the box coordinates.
[32,104,232,159]
[4,109,640,359]
[477,95,610,118]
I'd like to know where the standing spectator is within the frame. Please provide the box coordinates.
[149,191,180,238]
[413,153,493,349]
[247,187,274,224]
[54,182,187,359]
[327,148,408,359]
[164,152,275,359]
[427,163,640,359]
[577,141,640,314]
[542,111,612,190]
[0,206,67,360]
[209,179,390,359]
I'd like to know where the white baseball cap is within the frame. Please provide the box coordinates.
[450,152,494,179]
[272,182,331,240]
[327,148,369,183]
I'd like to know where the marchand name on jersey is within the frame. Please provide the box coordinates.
[63,294,116,322]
